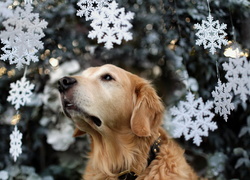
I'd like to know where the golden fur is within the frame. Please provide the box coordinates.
[59,64,198,180]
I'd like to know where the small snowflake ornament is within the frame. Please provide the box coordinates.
[0,3,48,69]
[194,13,228,54]
[76,0,114,21]
[7,76,35,110]
[212,80,234,121]
[222,56,250,103]
[170,92,217,146]
[88,1,134,49]
[10,125,23,162]
[24,0,33,4]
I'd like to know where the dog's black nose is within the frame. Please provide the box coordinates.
[58,76,77,92]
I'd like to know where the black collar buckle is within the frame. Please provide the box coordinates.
[118,171,137,180]
[118,134,161,180]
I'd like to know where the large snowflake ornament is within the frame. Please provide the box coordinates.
[76,0,114,21]
[222,56,250,103]
[170,92,217,146]
[7,77,35,110]
[10,125,23,162]
[212,80,234,121]
[0,4,48,69]
[88,1,134,49]
[194,14,228,54]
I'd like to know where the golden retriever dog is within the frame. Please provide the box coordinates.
[58,64,198,180]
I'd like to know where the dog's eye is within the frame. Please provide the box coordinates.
[101,74,114,81]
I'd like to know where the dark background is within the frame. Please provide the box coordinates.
[0,0,249,179]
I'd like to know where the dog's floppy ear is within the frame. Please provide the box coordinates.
[73,128,86,137]
[130,78,164,137]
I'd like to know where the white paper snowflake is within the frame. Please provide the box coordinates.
[194,13,228,54]
[222,56,250,103]
[212,80,234,121]
[24,0,33,4]
[10,125,23,162]
[76,0,113,21]
[7,77,35,110]
[0,4,48,69]
[0,0,13,19]
[88,1,134,49]
[0,170,9,180]
[170,92,217,146]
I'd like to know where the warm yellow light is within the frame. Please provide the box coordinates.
[44,49,51,56]
[57,44,63,49]
[49,58,59,67]
[170,39,178,45]
[39,68,44,75]
[185,17,191,23]
[7,69,15,78]
[168,39,178,50]
[224,42,248,58]
[13,0,20,6]
[0,67,7,77]
[11,114,21,125]
[72,40,79,47]
[223,47,248,58]
[44,69,51,74]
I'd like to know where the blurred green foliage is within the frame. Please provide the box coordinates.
[0,0,249,179]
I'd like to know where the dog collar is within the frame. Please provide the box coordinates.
[147,134,161,166]
[118,134,161,180]
[118,170,137,180]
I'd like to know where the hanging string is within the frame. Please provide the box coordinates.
[184,70,192,93]
[215,59,221,82]
[207,0,219,82]
[172,1,192,93]
[228,4,242,59]
[230,16,236,42]
[228,2,236,42]
[173,0,182,39]
[206,0,211,14]
[11,113,21,125]
[23,66,28,77]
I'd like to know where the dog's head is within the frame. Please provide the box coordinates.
[58,64,164,138]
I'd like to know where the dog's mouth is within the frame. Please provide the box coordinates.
[62,97,102,127]
[63,100,76,109]
[86,115,102,127]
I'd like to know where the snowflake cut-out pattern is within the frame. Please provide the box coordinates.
[194,13,228,54]
[9,125,23,162]
[7,77,35,110]
[212,80,234,121]
[76,0,114,21]
[170,92,217,146]
[88,1,134,49]
[0,0,13,19]
[222,56,250,103]
[0,4,48,69]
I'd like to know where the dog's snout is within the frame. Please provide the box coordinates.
[58,76,77,92]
